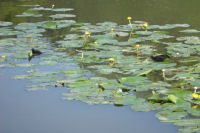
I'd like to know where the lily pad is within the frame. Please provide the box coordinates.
[131,102,162,112]
[114,95,145,106]
[155,109,187,121]
[179,29,200,33]
[52,8,74,12]
[16,12,42,17]
[0,21,13,26]
[49,14,76,19]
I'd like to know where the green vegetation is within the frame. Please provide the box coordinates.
[1,4,200,133]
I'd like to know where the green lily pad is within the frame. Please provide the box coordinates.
[52,8,74,12]
[31,7,52,11]
[49,14,76,19]
[41,20,75,29]
[179,29,200,33]
[167,119,200,127]
[176,36,200,45]
[119,76,150,86]
[131,102,162,112]
[17,4,40,7]
[155,109,187,121]
[16,12,42,17]
[0,21,13,26]
[114,95,145,106]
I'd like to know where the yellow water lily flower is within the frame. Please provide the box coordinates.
[192,104,199,109]
[136,44,140,48]
[127,17,132,20]
[108,58,115,63]
[192,93,199,99]
[85,31,91,37]
[110,28,115,32]
[142,23,148,29]
[1,55,6,59]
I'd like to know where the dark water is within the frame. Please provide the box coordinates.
[1,0,200,27]
[1,0,199,132]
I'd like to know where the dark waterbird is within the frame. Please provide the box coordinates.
[31,48,42,55]
[28,48,42,61]
[150,54,170,62]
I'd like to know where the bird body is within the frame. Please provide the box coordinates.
[150,55,170,62]
[28,48,42,61]
[31,48,42,55]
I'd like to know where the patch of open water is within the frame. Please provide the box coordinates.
[0,68,179,133]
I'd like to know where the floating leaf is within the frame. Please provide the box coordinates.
[0,27,23,36]
[179,29,200,33]
[155,109,187,121]
[131,102,162,112]
[49,14,76,19]
[52,8,74,12]
[176,36,200,45]
[16,12,42,17]
[0,21,13,26]
[114,95,145,106]
[168,94,178,104]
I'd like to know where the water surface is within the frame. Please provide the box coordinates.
[0,68,178,133]
[1,0,200,132]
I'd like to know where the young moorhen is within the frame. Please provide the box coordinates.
[150,54,170,62]
[31,48,42,55]
[28,48,42,61]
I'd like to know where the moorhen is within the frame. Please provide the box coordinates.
[28,48,42,61]
[150,54,170,62]
[31,48,42,55]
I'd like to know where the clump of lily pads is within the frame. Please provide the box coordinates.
[1,4,200,133]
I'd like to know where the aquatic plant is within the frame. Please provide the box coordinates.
[1,4,200,132]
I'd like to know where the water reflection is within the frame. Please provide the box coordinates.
[1,0,200,27]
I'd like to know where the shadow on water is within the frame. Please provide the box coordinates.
[0,68,179,133]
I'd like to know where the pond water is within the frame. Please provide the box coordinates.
[0,68,178,133]
[1,0,200,133]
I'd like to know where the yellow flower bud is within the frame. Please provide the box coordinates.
[192,104,199,109]
[85,31,91,37]
[192,93,199,99]
[127,17,132,20]
[136,44,140,48]
[108,58,114,63]
[110,28,115,32]
[1,55,6,59]
[142,23,148,29]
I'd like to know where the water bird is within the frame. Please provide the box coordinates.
[150,54,170,62]
[31,48,42,55]
[28,48,42,61]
